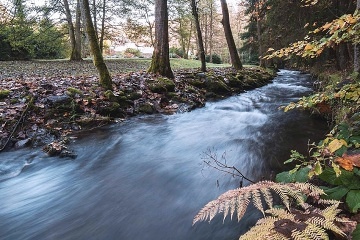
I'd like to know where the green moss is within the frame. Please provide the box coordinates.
[228,75,244,88]
[67,87,83,97]
[10,98,19,104]
[98,102,123,117]
[165,92,178,99]
[186,86,198,93]
[189,79,205,88]
[127,92,142,100]
[205,76,231,94]
[148,77,175,93]
[0,90,10,100]
[104,90,118,102]
[139,103,155,114]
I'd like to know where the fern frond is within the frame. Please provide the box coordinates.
[266,208,295,221]
[260,187,274,208]
[252,189,265,216]
[237,192,251,221]
[270,185,292,210]
[301,224,328,240]
[317,198,341,206]
[193,181,324,225]
[291,182,325,197]
[306,205,346,237]
[239,216,289,240]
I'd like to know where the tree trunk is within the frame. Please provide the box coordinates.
[81,0,112,90]
[204,13,208,55]
[99,0,106,53]
[185,21,193,60]
[354,0,360,74]
[191,0,206,72]
[220,0,242,70]
[64,0,81,60]
[148,0,174,79]
[92,0,98,39]
[74,0,82,59]
[209,1,214,63]
[179,20,187,58]
[256,17,263,67]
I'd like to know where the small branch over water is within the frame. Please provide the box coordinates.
[202,148,255,185]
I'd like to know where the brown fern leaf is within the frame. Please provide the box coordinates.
[193,181,323,225]
[240,215,290,240]
[242,204,345,240]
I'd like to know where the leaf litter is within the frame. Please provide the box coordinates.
[0,60,274,157]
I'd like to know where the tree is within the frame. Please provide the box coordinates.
[123,18,152,46]
[2,0,36,60]
[81,0,113,90]
[220,0,243,70]
[33,7,67,59]
[148,0,174,79]
[191,0,207,72]
[63,0,82,60]
[263,0,358,72]
[127,0,155,47]
[354,0,360,73]
[169,0,193,59]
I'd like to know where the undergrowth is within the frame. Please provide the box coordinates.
[194,70,360,239]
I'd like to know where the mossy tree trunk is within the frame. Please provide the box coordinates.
[220,0,243,70]
[148,0,174,79]
[81,0,112,90]
[191,0,206,72]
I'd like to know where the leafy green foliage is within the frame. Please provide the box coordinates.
[33,18,67,59]
[0,3,67,60]
[276,74,360,212]
[352,224,360,239]
[124,48,142,58]
[205,54,223,64]
[264,11,360,60]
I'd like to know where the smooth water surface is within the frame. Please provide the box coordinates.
[0,70,328,240]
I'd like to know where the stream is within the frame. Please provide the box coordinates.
[0,70,328,240]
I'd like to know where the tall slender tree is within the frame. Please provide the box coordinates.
[63,0,82,60]
[191,0,206,72]
[81,0,112,90]
[220,0,242,70]
[148,0,174,78]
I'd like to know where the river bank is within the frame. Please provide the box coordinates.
[0,61,275,156]
[0,70,329,240]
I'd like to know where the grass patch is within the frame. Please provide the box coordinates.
[0,58,238,80]
[170,58,231,69]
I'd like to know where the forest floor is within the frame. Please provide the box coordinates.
[0,59,275,157]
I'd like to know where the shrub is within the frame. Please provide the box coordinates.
[169,47,184,58]
[205,54,222,64]
[124,48,141,58]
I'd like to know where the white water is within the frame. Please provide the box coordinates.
[0,70,327,240]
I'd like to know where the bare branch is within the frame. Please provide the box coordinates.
[202,148,255,184]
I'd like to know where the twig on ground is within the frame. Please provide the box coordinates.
[0,97,33,152]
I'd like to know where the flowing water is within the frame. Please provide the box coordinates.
[0,70,328,240]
